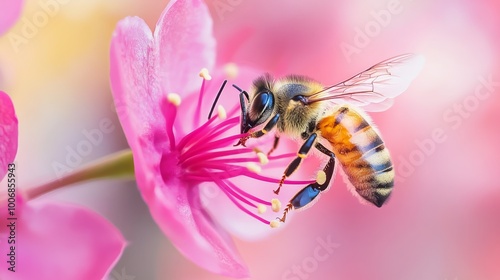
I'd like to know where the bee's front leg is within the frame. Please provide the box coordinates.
[267,135,280,156]
[234,114,280,147]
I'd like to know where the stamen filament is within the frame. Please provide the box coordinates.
[197,116,240,142]
[178,116,239,156]
[225,180,271,206]
[189,162,244,174]
[195,157,261,165]
[194,78,207,128]
[165,103,177,151]
[215,180,271,225]
[243,173,315,185]
[180,149,252,167]
[216,179,257,208]
[179,130,243,162]
[177,115,217,152]
[199,132,245,151]
[187,163,315,187]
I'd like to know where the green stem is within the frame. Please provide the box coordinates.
[25,149,135,200]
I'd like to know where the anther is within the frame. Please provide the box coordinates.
[217,105,227,120]
[246,162,262,174]
[224,63,239,79]
[256,152,269,165]
[270,219,281,228]
[167,93,181,107]
[199,68,212,80]
[257,204,267,214]
[271,198,281,212]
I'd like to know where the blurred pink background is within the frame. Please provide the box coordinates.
[1,0,499,279]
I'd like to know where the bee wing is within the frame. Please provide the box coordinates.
[308,54,424,112]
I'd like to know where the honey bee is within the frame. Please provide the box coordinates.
[233,54,424,222]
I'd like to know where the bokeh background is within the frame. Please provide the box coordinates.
[1,0,499,279]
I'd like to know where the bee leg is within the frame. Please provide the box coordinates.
[235,114,280,147]
[278,203,293,223]
[313,142,336,191]
[274,133,317,194]
[278,185,321,223]
[278,147,335,222]
[237,87,249,126]
[267,135,280,156]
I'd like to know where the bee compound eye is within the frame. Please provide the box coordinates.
[250,91,274,120]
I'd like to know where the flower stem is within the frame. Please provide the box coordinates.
[25,149,135,200]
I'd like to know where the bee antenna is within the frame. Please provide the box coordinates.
[232,84,243,92]
[232,84,249,100]
[208,80,228,120]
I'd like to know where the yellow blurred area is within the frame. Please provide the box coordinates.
[0,0,168,178]
[0,0,165,92]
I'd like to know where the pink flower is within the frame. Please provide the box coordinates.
[110,0,314,277]
[0,194,126,280]
[0,0,23,35]
[0,92,126,279]
[0,91,17,179]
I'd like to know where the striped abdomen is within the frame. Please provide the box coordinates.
[317,106,394,207]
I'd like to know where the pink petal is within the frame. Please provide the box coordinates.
[110,1,248,277]
[0,194,126,280]
[110,16,168,195]
[134,97,248,278]
[0,0,23,35]
[0,91,18,180]
[154,0,216,96]
[148,178,249,278]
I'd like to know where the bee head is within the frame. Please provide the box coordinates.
[234,74,276,134]
[243,89,275,133]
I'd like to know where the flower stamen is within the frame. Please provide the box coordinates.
[257,204,267,214]
[169,77,318,227]
[199,68,212,80]
[214,179,271,225]
[223,63,239,79]
[246,162,262,174]
[256,152,269,165]
[217,105,227,120]
[165,93,181,149]
[271,198,282,213]
[194,68,212,128]
[225,180,271,206]
[270,220,281,228]
[167,93,181,106]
